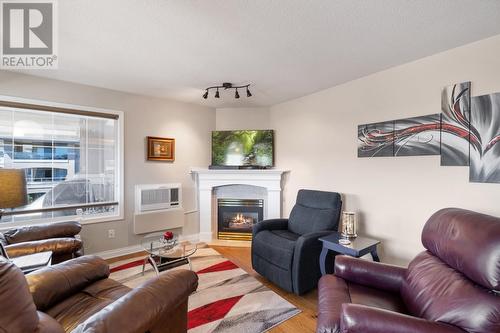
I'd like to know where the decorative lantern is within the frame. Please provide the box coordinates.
[341,211,357,238]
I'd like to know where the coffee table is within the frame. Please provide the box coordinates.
[319,232,380,275]
[141,234,198,276]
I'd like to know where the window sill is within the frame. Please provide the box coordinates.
[0,210,124,230]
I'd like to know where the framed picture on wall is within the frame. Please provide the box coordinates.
[147,136,175,161]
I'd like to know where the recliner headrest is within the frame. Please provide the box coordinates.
[422,208,500,290]
[296,189,341,210]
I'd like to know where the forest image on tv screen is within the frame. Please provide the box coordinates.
[212,130,273,167]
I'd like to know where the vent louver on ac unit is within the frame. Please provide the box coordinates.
[135,183,182,214]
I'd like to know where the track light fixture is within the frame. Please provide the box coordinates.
[202,82,252,100]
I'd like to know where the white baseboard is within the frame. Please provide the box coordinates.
[93,245,143,260]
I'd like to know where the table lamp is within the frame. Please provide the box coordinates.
[0,169,28,219]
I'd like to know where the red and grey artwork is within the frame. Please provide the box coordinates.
[357,121,395,157]
[441,82,472,166]
[470,93,500,183]
[358,115,441,158]
[394,114,441,157]
[357,81,500,184]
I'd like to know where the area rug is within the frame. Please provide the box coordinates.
[109,247,301,333]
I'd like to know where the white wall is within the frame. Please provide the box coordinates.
[270,35,500,265]
[216,107,270,130]
[0,71,216,254]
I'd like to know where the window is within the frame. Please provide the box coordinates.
[0,98,123,226]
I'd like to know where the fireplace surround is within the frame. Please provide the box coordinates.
[217,198,264,241]
[190,168,288,243]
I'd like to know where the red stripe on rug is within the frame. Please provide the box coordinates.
[188,295,243,330]
[196,260,238,274]
[110,259,144,273]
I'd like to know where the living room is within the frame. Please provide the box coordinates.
[0,1,499,333]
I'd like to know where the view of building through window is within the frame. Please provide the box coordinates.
[0,107,119,224]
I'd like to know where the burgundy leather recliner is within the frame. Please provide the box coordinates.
[317,208,500,333]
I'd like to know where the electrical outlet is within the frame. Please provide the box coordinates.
[108,229,115,239]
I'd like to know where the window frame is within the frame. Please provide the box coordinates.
[0,94,124,228]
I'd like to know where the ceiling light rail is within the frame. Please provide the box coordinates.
[203,82,252,99]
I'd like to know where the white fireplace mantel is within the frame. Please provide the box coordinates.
[190,168,288,242]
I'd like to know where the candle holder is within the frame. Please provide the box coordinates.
[341,211,357,238]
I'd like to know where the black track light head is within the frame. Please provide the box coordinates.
[246,87,252,97]
[235,89,240,99]
[202,90,208,99]
[215,88,220,98]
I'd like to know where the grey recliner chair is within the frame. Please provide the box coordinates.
[252,189,342,295]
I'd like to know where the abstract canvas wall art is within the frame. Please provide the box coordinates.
[357,80,500,184]
[394,114,441,156]
[441,82,471,166]
[358,121,394,157]
[469,93,500,183]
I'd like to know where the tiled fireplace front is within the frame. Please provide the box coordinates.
[217,198,263,241]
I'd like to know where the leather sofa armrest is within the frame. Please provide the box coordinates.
[252,218,289,236]
[36,312,65,333]
[334,255,406,293]
[340,304,465,333]
[3,221,82,244]
[26,255,109,311]
[72,269,198,333]
[5,238,83,258]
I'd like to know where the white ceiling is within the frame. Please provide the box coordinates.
[12,0,500,108]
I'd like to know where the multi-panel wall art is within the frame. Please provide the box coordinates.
[357,81,500,184]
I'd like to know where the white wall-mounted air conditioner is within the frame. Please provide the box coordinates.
[135,183,182,214]
[134,183,184,234]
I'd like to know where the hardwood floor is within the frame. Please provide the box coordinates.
[211,246,318,333]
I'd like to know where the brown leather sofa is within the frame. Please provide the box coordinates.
[0,255,198,333]
[317,208,500,333]
[0,221,83,264]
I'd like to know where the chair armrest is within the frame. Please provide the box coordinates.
[340,304,465,333]
[3,221,81,244]
[5,238,83,258]
[252,218,289,236]
[72,269,198,333]
[334,255,406,293]
[292,231,333,294]
[36,312,65,333]
[26,255,109,310]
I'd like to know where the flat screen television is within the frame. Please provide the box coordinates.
[211,130,274,168]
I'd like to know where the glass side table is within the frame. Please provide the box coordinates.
[140,234,198,276]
